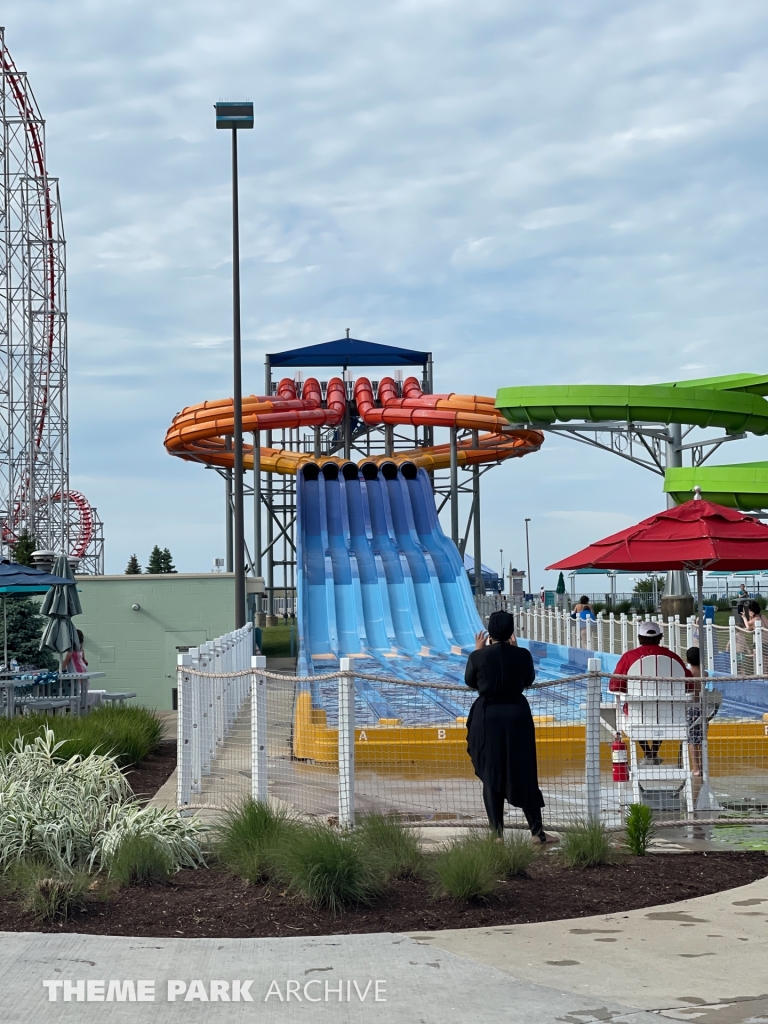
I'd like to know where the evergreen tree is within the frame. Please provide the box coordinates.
[146,545,164,574]
[11,529,36,567]
[159,547,176,573]
[125,554,142,574]
[2,596,57,670]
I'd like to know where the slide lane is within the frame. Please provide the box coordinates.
[296,462,481,712]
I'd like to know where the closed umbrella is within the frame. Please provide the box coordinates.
[39,554,82,656]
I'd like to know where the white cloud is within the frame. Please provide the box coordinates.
[2,0,767,574]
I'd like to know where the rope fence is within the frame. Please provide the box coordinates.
[176,632,768,832]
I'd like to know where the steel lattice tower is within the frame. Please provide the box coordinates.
[0,28,104,572]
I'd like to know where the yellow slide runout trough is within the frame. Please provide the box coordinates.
[292,693,768,773]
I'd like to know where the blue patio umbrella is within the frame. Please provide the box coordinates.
[40,554,82,656]
[0,559,75,668]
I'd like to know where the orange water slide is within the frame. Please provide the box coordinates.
[164,375,543,471]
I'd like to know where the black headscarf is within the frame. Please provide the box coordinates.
[487,610,515,642]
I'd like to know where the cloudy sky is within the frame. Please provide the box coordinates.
[4,1,768,587]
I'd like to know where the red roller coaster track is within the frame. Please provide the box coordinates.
[1,35,98,561]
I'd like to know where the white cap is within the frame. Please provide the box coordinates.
[638,620,663,639]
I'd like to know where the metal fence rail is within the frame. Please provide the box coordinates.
[474,600,768,677]
[177,639,768,829]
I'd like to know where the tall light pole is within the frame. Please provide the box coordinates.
[524,518,532,600]
[216,101,253,628]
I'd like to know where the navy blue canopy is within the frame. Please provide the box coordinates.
[268,338,429,369]
[0,559,76,595]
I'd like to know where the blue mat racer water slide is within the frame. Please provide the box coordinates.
[296,461,485,726]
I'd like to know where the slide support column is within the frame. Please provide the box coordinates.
[253,432,261,580]
[450,427,459,546]
[472,429,484,594]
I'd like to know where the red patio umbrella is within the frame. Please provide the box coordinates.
[548,490,768,631]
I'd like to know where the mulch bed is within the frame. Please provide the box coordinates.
[1,852,765,937]
[123,741,177,798]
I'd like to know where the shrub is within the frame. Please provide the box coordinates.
[716,597,732,612]
[489,829,538,876]
[214,799,298,883]
[280,824,382,913]
[7,861,90,922]
[559,819,614,868]
[432,834,498,901]
[0,729,205,874]
[354,813,423,880]
[0,705,163,766]
[107,833,175,885]
[624,803,655,856]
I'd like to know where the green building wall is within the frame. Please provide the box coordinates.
[74,574,236,710]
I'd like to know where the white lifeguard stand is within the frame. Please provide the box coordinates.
[623,654,694,816]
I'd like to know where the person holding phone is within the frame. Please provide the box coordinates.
[465,610,556,843]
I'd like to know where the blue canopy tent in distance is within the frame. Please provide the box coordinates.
[463,554,501,593]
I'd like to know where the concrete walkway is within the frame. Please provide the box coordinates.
[0,872,766,1023]
[412,873,768,1023]
[0,929,658,1024]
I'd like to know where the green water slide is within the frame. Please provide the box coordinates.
[495,374,768,510]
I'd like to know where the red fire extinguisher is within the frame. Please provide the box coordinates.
[612,733,629,782]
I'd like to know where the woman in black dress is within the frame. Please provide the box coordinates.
[465,610,555,843]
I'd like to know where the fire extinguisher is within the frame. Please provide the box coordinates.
[612,733,629,782]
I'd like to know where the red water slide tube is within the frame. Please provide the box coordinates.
[164,376,543,472]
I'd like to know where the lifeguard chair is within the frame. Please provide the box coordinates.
[622,654,694,816]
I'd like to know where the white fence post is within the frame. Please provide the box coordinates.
[756,622,764,675]
[729,616,738,676]
[338,657,355,828]
[556,608,562,647]
[705,620,714,674]
[620,613,628,654]
[585,657,602,822]
[176,653,193,806]
[187,647,202,795]
[251,654,268,803]
[609,612,615,654]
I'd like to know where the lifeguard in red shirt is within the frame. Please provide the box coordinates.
[609,619,692,764]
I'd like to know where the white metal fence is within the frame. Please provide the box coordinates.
[176,624,254,808]
[475,599,767,677]
[177,635,768,829]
